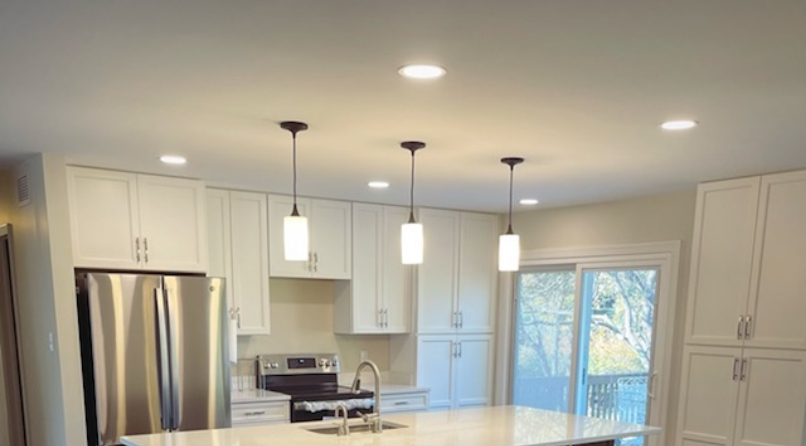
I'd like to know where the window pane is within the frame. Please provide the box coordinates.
[512,270,576,412]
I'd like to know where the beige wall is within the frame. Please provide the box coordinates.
[510,189,697,446]
[4,155,86,446]
[238,278,391,372]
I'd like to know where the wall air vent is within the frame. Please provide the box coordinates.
[16,173,31,207]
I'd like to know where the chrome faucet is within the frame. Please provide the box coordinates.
[334,403,350,436]
[350,360,383,433]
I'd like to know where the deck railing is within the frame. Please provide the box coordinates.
[513,373,648,424]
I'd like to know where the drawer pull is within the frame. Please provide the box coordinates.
[394,401,410,406]
[244,410,267,416]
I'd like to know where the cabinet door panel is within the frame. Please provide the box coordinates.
[686,178,760,346]
[137,175,207,272]
[351,203,383,333]
[455,335,493,408]
[458,213,497,333]
[230,192,271,335]
[676,346,742,446]
[67,167,141,269]
[310,199,351,279]
[746,171,806,349]
[416,336,455,410]
[268,195,311,278]
[418,209,460,334]
[734,349,806,446]
[206,190,233,308]
[383,206,412,333]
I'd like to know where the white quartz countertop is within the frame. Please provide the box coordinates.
[372,383,430,395]
[122,405,661,446]
[231,389,290,404]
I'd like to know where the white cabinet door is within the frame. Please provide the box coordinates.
[418,209,460,334]
[310,199,352,279]
[137,175,207,273]
[457,213,497,334]
[206,189,233,308]
[268,195,311,278]
[230,192,271,335]
[454,335,493,408]
[416,335,455,410]
[733,349,806,446]
[685,178,760,347]
[350,203,383,333]
[383,206,412,334]
[67,167,141,270]
[746,171,806,350]
[676,346,742,446]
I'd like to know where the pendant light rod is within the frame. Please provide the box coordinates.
[401,141,426,222]
[501,157,524,234]
[280,121,309,216]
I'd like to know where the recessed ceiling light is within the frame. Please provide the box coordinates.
[519,198,539,206]
[368,181,390,189]
[661,120,698,130]
[160,155,187,165]
[398,64,447,80]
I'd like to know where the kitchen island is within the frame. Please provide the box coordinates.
[122,406,661,446]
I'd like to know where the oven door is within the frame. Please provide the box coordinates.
[291,400,374,423]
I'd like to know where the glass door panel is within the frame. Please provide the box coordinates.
[512,269,576,411]
[576,268,659,446]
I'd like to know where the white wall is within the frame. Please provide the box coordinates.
[4,154,86,446]
[507,189,697,446]
[238,278,391,372]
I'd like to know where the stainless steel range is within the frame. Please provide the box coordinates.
[256,353,375,423]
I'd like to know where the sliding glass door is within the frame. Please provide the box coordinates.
[512,263,663,446]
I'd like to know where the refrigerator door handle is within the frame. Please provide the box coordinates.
[164,285,181,431]
[154,287,172,431]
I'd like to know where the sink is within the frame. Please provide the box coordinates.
[304,421,407,435]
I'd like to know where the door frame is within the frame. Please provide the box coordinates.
[496,241,680,446]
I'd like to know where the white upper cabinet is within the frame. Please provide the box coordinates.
[268,195,351,280]
[685,177,760,346]
[417,209,497,334]
[457,213,498,334]
[137,174,207,273]
[418,209,461,334]
[68,167,207,273]
[67,167,141,270]
[206,189,271,335]
[334,204,411,334]
[745,171,806,350]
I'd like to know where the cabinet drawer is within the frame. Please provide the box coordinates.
[381,393,428,413]
[232,401,289,425]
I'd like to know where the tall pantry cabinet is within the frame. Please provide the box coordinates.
[676,171,806,446]
[391,209,498,411]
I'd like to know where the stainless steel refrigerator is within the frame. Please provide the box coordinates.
[76,272,231,445]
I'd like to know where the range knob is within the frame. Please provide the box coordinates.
[269,362,279,369]
[319,358,331,368]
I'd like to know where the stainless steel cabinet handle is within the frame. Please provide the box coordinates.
[452,342,458,358]
[458,342,463,358]
[737,316,745,339]
[383,309,388,328]
[144,238,149,263]
[136,237,141,263]
[647,372,659,399]
[452,312,458,328]
[459,311,464,329]
[378,309,383,328]
[744,315,752,339]
[244,410,266,416]
[740,359,748,381]
[307,252,312,272]
[394,401,410,406]
[314,252,318,272]
[237,307,241,329]
[733,358,740,381]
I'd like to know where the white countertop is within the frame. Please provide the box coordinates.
[372,383,430,395]
[122,405,661,446]
[231,389,290,404]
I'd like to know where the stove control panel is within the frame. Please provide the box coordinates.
[257,353,340,375]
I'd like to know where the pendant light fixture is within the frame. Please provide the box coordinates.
[401,141,426,265]
[499,157,524,272]
[280,121,309,261]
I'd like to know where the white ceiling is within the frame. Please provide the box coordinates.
[1,0,804,212]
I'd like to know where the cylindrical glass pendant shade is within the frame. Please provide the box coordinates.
[283,215,309,261]
[401,222,424,265]
[498,233,520,272]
